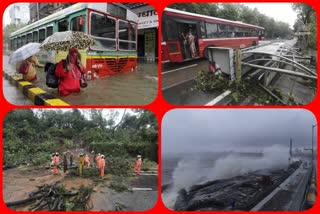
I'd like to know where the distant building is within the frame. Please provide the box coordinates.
[9,3,30,25]
[130,4,158,62]
[29,3,74,22]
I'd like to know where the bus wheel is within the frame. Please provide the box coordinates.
[252,41,257,46]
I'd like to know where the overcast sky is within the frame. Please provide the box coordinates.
[242,3,298,28]
[3,3,298,27]
[162,109,317,155]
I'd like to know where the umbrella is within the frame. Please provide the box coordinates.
[8,43,40,64]
[40,31,96,51]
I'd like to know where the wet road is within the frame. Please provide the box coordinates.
[162,58,223,105]
[3,55,158,105]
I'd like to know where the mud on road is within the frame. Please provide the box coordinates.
[3,166,158,211]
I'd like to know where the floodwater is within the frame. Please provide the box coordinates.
[3,55,158,105]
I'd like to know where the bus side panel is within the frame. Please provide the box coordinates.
[161,43,170,62]
[166,41,184,62]
[201,37,259,50]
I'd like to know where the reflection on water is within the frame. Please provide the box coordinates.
[3,55,158,105]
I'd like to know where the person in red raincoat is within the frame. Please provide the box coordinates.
[55,48,85,96]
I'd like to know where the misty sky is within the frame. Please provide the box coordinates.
[162,109,317,155]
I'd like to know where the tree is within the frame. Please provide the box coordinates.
[218,4,240,21]
[292,3,314,24]
[307,13,316,49]
[3,23,27,49]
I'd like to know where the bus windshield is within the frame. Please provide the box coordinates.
[90,12,116,50]
[118,21,136,50]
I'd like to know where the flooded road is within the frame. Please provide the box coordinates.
[3,55,158,105]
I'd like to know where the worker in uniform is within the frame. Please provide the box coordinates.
[96,153,101,169]
[134,155,142,175]
[53,152,60,175]
[99,155,106,177]
[84,154,90,168]
[79,153,85,176]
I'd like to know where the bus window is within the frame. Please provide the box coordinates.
[167,20,178,40]
[206,22,218,38]
[17,37,21,48]
[118,21,136,50]
[13,38,17,50]
[90,12,116,50]
[10,39,13,50]
[71,16,85,32]
[27,33,32,43]
[58,20,69,32]
[33,31,38,42]
[46,26,53,37]
[21,35,26,46]
[39,29,46,42]
[218,24,227,37]
[200,21,206,38]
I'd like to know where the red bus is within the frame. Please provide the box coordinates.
[162,8,265,63]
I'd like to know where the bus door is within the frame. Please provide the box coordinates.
[165,20,183,62]
[175,20,199,60]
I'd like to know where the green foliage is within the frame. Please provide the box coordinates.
[307,13,316,49]
[141,158,158,171]
[109,176,129,192]
[292,3,314,25]
[107,156,133,176]
[3,23,27,48]
[195,70,288,105]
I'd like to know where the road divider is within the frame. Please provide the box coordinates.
[4,71,69,106]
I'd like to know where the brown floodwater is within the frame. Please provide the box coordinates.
[3,55,158,105]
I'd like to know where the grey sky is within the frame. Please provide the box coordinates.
[242,3,298,28]
[162,109,317,155]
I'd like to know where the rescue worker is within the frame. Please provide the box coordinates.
[55,48,86,96]
[134,155,142,175]
[79,153,85,176]
[99,155,106,178]
[53,152,60,175]
[96,153,101,169]
[84,154,90,168]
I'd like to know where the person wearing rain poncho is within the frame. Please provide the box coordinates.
[55,48,86,96]
[16,55,40,82]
